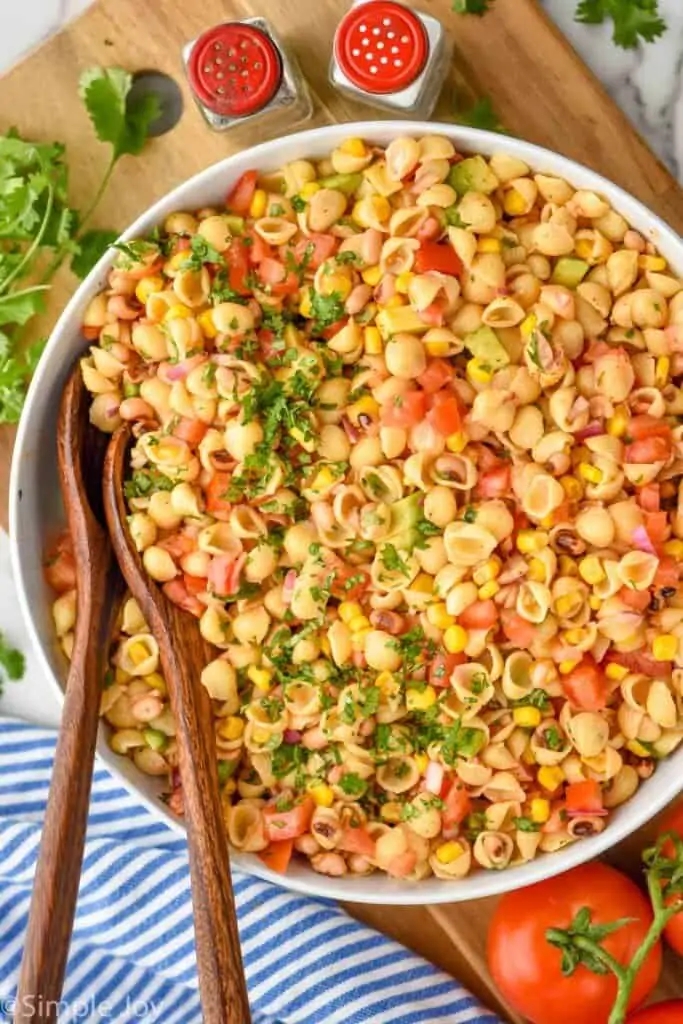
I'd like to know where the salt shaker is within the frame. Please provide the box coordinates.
[330,0,452,118]
[183,18,312,137]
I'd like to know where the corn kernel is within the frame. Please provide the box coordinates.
[560,476,583,502]
[558,555,579,578]
[477,236,501,253]
[521,313,537,338]
[135,275,164,304]
[664,539,683,561]
[627,739,651,758]
[249,189,268,218]
[361,264,382,287]
[339,601,363,624]
[478,580,500,600]
[527,558,547,583]
[248,666,273,692]
[376,671,395,694]
[530,798,550,824]
[309,783,335,807]
[406,685,437,711]
[606,406,629,438]
[164,304,193,322]
[221,716,244,741]
[436,841,464,865]
[411,573,434,594]
[589,595,602,611]
[504,189,526,216]
[655,356,670,388]
[129,642,151,666]
[427,602,455,630]
[300,182,321,200]
[309,467,337,493]
[443,624,468,654]
[381,801,403,823]
[556,593,583,619]
[364,326,383,355]
[414,753,429,774]
[395,271,414,294]
[348,614,371,633]
[253,727,271,745]
[197,309,218,339]
[299,289,313,317]
[579,556,605,586]
[513,706,542,728]
[575,238,594,261]
[516,529,548,555]
[522,744,536,765]
[579,463,603,484]
[606,663,629,681]
[559,660,579,675]
[653,635,678,661]
[638,255,667,272]
[473,557,502,586]
[424,339,451,357]
[445,432,467,453]
[320,636,331,657]
[144,672,167,695]
[353,196,391,228]
[538,766,564,791]
[563,628,585,646]
[340,137,367,157]
[467,357,493,385]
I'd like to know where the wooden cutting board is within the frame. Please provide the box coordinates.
[1,0,682,1018]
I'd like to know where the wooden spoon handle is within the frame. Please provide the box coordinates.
[103,428,251,1024]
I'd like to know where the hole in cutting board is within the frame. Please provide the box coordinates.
[129,70,183,136]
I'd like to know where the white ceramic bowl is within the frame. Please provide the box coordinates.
[10,121,683,904]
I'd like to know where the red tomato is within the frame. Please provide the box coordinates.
[172,417,208,445]
[386,850,418,878]
[158,531,195,559]
[644,512,670,547]
[330,566,370,602]
[82,325,101,341]
[659,801,683,956]
[244,229,273,264]
[429,651,466,688]
[561,657,609,711]
[476,463,511,499]
[226,238,250,294]
[500,611,537,649]
[427,392,462,436]
[44,532,77,594]
[381,390,428,429]
[263,797,314,841]
[458,599,499,630]
[183,573,206,597]
[414,241,463,277]
[565,780,603,815]
[653,556,679,591]
[417,360,454,394]
[205,472,232,517]
[418,301,445,327]
[606,649,672,679]
[162,579,203,618]
[340,827,376,858]
[257,257,299,296]
[226,170,258,214]
[625,437,672,464]
[637,483,661,512]
[629,416,672,442]
[628,1003,683,1024]
[619,587,652,612]
[291,232,338,271]
[442,781,472,827]
[258,839,294,874]
[487,863,662,1024]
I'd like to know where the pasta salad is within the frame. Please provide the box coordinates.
[48,135,683,881]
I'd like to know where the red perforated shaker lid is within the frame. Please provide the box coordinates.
[335,1,428,95]
[188,23,282,117]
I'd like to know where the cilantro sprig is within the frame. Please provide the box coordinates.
[0,632,25,694]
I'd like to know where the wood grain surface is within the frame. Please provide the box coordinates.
[1,0,682,1018]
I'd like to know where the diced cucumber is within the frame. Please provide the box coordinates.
[447,156,499,196]
[551,257,590,288]
[319,173,363,195]
[464,325,510,369]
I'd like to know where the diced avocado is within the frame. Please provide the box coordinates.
[447,156,499,196]
[319,173,363,195]
[386,493,422,550]
[551,257,590,288]
[224,215,245,235]
[143,728,168,752]
[464,325,510,370]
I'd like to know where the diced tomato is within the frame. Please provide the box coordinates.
[417,360,454,394]
[263,796,314,841]
[82,325,101,341]
[258,839,294,874]
[226,170,258,214]
[476,463,511,499]
[162,579,203,617]
[418,301,445,327]
[226,238,250,294]
[561,656,608,712]
[183,573,206,596]
[292,233,338,271]
[458,599,499,630]
[542,801,568,834]
[637,483,661,512]
[158,531,195,559]
[257,257,299,296]
[330,566,370,602]
[653,556,679,591]
[414,242,463,278]
[500,611,537,649]
[427,391,462,436]
[339,826,376,858]
[172,417,208,445]
[565,780,603,816]
[644,511,670,546]
[44,532,77,594]
[205,472,232,517]
[442,781,472,827]
[625,437,672,464]
[606,649,672,678]
[628,415,672,441]
[243,229,273,264]
[386,850,418,878]
[381,390,428,429]
[619,587,651,612]
[429,651,466,688]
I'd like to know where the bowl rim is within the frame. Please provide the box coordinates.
[9,119,683,904]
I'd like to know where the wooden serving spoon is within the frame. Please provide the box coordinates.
[103,423,251,1024]
[16,368,124,1024]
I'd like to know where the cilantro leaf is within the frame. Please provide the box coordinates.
[70,228,119,279]
[456,96,508,134]
[380,543,411,577]
[0,287,47,327]
[79,67,161,159]
[181,234,224,271]
[309,289,346,332]
[575,0,666,48]
[339,773,367,797]
[0,632,25,683]
[0,337,45,423]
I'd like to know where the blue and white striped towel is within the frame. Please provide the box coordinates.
[0,719,502,1024]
